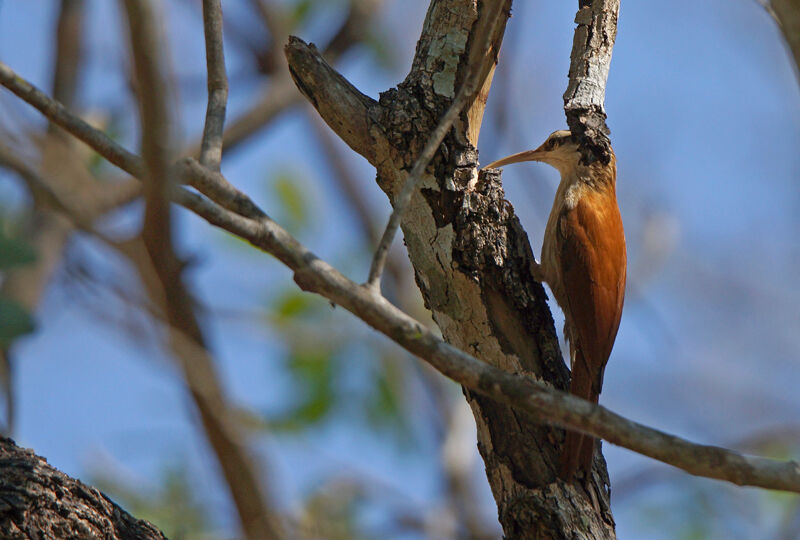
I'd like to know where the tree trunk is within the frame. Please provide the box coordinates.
[287,0,617,537]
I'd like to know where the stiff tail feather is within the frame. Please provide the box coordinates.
[559,346,599,480]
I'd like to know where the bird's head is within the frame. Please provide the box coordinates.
[484,130,582,175]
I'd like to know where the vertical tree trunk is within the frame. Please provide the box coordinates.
[288,0,617,537]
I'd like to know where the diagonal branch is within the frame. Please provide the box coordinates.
[4,49,800,496]
[284,37,385,166]
[0,62,144,177]
[176,161,800,495]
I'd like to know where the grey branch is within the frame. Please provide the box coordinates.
[563,0,620,138]
[199,0,229,170]
[0,62,144,177]
[3,42,800,496]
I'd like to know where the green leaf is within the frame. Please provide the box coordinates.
[272,290,318,322]
[270,348,336,431]
[371,370,401,421]
[0,298,35,347]
[273,384,334,431]
[273,173,308,232]
[365,357,413,442]
[0,234,36,270]
[289,0,315,29]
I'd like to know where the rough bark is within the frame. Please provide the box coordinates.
[0,437,167,540]
[287,0,616,537]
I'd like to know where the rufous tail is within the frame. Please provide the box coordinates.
[559,346,599,480]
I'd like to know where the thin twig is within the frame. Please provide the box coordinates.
[178,156,266,218]
[199,0,228,170]
[185,0,379,160]
[309,113,408,290]
[365,1,506,291]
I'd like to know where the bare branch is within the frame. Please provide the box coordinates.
[284,37,385,165]
[363,0,508,290]
[122,0,174,257]
[114,237,287,540]
[199,0,229,170]
[0,62,144,177]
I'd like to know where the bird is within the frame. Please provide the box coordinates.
[483,130,626,480]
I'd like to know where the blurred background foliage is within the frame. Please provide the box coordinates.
[0,0,799,538]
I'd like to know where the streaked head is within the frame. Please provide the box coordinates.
[484,130,581,174]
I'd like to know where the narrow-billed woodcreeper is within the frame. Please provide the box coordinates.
[484,130,626,480]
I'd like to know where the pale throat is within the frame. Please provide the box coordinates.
[550,159,594,210]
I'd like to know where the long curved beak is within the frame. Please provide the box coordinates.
[483,148,545,170]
